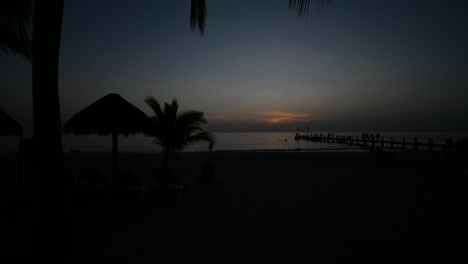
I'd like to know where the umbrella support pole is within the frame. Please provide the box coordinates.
[111,132,118,190]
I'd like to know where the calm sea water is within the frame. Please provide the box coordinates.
[2,131,468,153]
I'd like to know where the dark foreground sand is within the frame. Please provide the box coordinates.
[2,151,467,263]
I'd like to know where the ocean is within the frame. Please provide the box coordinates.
[1,131,468,153]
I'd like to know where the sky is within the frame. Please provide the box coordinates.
[1,0,468,134]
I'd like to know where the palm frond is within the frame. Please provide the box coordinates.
[0,29,32,60]
[190,0,207,36]
[177,111,206,128]
[188,131,216,145]
[288,0,332,17]
[175,131,216,151]
[173,110,207,148]
[145,96,163,119]
[157,100,177,135]
[170,98,179,110]
[164,98,179,121]
[0,0,34,60]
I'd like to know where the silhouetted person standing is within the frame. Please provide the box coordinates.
[202,161,215,183]
[209,142,214,152]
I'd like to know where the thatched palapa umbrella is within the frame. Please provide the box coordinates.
[63,94,154,182]
[0,108,23,136]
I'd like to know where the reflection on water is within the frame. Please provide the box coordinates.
[1,132,468,153]
[61,131,468,152]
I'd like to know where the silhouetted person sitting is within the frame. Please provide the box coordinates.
[370,146,386,161]
[201,161,215,184]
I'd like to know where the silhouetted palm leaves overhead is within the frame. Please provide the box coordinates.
[0,0,33,60]
[0,107,23,136]
[190,0,207,35]
[190,0,332,35]
[289,0,333,17]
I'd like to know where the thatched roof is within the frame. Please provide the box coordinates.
[63,94,154,136]
[0,108,23,136]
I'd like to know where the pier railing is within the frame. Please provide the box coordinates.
[294,133,460,152]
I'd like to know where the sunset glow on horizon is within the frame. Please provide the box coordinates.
[1,0,467,133]
[207,111,312,124]
[253,111,312,124]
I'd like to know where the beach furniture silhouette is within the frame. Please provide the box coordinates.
[110,172,156,201]
[153,169,188,205]
[79,167,105,186]
[201,161,215,184]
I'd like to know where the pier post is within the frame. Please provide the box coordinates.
[294,133,442,153]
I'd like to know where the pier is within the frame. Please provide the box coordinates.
[294,132,461,152]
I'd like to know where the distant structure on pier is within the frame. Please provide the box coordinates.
[294,132,466,154]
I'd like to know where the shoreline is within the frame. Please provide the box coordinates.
[0,146,435,156]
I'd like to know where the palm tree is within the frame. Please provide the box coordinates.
[30,1,69,261]
[1,0,320,259]
[145,96,216,170]
[1,0,67,260]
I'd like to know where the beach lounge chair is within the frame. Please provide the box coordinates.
[111,169,152,200]
[153,169,188,205]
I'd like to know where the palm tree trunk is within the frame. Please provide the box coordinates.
[32,0,68,260]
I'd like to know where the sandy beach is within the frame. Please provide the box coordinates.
[2,150,467,262]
